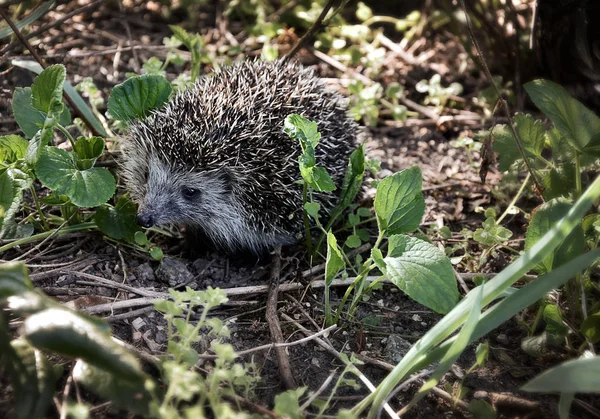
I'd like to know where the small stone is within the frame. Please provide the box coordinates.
[384,334,412,364]
[155,330,168,344]
[412,314,422,322]
[134,262,156,283]
[311,358,320,367]
[156,258,194,287]
[496,333,509,344]
[473,390,488,399]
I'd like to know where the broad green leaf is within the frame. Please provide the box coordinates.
[492,114,546,172]
[95,196,140,241]
[23,307,145,382]
[522,356,600,393]
[284,114,321,149]
[0,169,15,233]
[302,165,336,192]
[374,166,424,234]
[384,235,458,314]
[524,79,600,152]
[0,135,29,162]
[581,313,600,344]
[73,361,154,416]
[0,262,33,299]
[0,168,33,239]
[543,163,577,200]
[325,230,345,285]
[12,87,47,139]
[72,136,105,170]
[525,199,584,274]
[468,400,496,419]
[12,60,105,137]
[107,75,172,121]
[31,64,66,114]
[35,147,115,208]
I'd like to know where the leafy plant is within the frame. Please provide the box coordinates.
[285,114,459,326]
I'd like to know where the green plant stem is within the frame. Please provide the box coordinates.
[29,185,49,230]
[496,172,530,224]
[575,152,582,199]
[529,304,544,336]
[302,183,313,256]
[0,222,95,253]
[56,123,76,149]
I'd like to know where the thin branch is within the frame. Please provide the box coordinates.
[284,0,339,61]
[265,246,297,389]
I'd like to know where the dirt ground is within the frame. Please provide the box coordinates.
[1,1,598,418]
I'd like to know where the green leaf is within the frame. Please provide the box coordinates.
[12,87,46,139]
[468,400,496,419]
[0,170,15,234]
[524,79,600,152]
[356,2,373,21]
[0,261,33,299]
[150,247,163,260]
[345,234,361,249]
[304,202,320,220]
[328,145,365,226]
[325,230,345,285]
[305,166,336,192]
[12,60,105,137]
[525,199,584,274]
[473,217,513,246]
[543,304,568,341]
[107,75,172,121]
[522,356,600,393]
[23,307,146,383]
[1,338,58,419]
[0,135,29,163]
[374,167,424,235]
[274,387,307,419]
[0,168,33,239]
[134,231,149,246]
[95,196,140,241]
[72,136,105,170]
[284,114,321,149]
[492,114,546,171]
[31,64,66,114]
[581,313,600,344]
[73,361,154,416]
[35,147,115,208]
[384,235,458,314]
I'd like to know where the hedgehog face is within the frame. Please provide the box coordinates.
[136,159,245,242]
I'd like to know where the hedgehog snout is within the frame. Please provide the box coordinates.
[137,212,155,228]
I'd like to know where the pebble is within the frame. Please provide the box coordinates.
[156,257,194,287]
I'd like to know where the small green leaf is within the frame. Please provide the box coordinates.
[345,234,361,249]
[284,114,321,149]
[543,304,568,341]
[304,202,321,220]
[31,64,66,114]
[72,136,105,170]
[581,313,600,344]
[107,75,172,121]
[35,147,115,208]
[522,356,600,393]
[524,79,600,152]
[492,114,547,171]
[274,387,307,419]
[468,400,496,419]
[325,230,345,285]
[374,167,424,235]
[0,261,33,299]
[384,235,458,314]
[150,247,163,260]
[95,196,140,241]
[525,199,584,274]
[134,231,149,246]
[305,166,336,192]
[12,87,46,139]
[327,145,365,225]
[356,2,373,21]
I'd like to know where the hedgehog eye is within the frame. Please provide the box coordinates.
[182,187,200,199]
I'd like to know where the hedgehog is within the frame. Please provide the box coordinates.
[120,59,358,253]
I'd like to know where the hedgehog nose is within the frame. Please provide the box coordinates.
[137,213,154,228]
